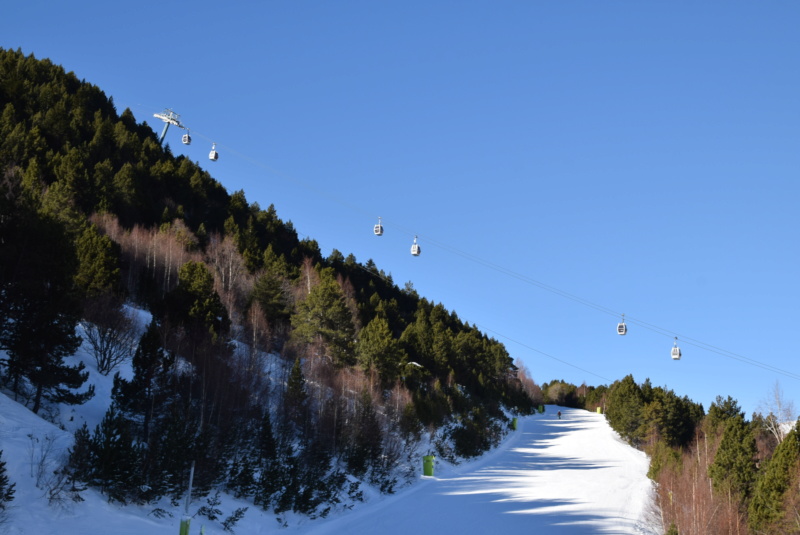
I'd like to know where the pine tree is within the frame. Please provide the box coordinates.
[112,319,172,443]
[708,413,757,500]
[356,316,403,384]
[748,423,800,532]
[605,375,645,447]
[90,404,143,504]
[164,260,229,340]
[0,203,93,413]
[73,223,121,298]
[0,450,15,520]
[284,358,308,432]
[290,268,355,366]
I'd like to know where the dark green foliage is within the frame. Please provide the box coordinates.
[708,413,757,500]
[0,187,93,413]
[451,407,504,458]
[164,261,229,340]
[641,386,703,448]
[290,268,356,366]
[73,223,121,298]
[646,439,682,480]
[706,395,743,436]
[605,375,702,450]
[356,316,404,384]
[605,375,646,447]
[283,358,308,433]
[89,404,143,504]
[748,423,800,532]
[112,319,173,443]
[0,450,15,516]
[251,269,290,325]
[344,391,383,477]
[222,506,248,533]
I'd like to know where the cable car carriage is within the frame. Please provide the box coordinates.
[374,217,384,236]
[617,314,627,335]
[182,130,192,145]
[671,337,681,360]
[411,236,421,256]
[209,143,219,161]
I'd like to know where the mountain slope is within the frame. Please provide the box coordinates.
[1,393,660,534]
[294,406,660,535]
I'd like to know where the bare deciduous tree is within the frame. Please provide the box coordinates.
[757,381,797,444]
[82,296,138,375]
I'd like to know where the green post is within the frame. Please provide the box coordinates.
[423,455,435,476]
[179,517,190,535]
[596,406,602,414]
[511,417,518,430]
[538,405,545,414]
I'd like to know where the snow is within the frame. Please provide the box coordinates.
[1,388,661,534]
[1,305,660,533]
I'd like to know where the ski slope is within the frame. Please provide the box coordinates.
[1,387,660,534]
[292,407,660,535]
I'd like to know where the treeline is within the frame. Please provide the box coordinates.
[602,375,800,534]
[0,47,539,520]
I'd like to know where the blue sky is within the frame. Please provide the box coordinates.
[3,2,798,417]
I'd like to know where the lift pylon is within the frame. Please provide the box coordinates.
[153,109,186,145]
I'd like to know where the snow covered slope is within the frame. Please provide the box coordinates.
[291,407,660,535]
[1,391,660,535]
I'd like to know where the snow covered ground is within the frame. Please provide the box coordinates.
[1,388,661,534]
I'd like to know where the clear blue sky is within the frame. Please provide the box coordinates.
[3,2,798,418]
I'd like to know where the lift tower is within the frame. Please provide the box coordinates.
[153,108,185,145]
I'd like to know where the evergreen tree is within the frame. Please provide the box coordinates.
[748,423,800,532]
[283,358,308,432]
[112,319,173,443]
[605,375,645,447]
[706,395,743,436]
[290,268,355,366]
[0,198,92,413]
[708,413,757,500]
[164,260,229,340]
[345,390,383,477]
[0,450,15,521]
[251,270,290,325]
[73,223,121,298]
[356,316,404,384]
[90,403,143,504]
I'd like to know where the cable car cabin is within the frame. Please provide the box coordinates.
[374,217,384,236]
[182,133,192,145]
[617,322,627,335]
[411,236,421,256]
[209,143,219,161]
[671,338,681,360]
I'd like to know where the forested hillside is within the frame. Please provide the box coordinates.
[0,48,540,517]
[597,375,800,534]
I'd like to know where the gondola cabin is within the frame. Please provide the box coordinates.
[671,338,681,360]
[209,143,219,161]
[182,133,192,145]
[617,315,627,335]
[374,217,384,236]
[411,236,421,256]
